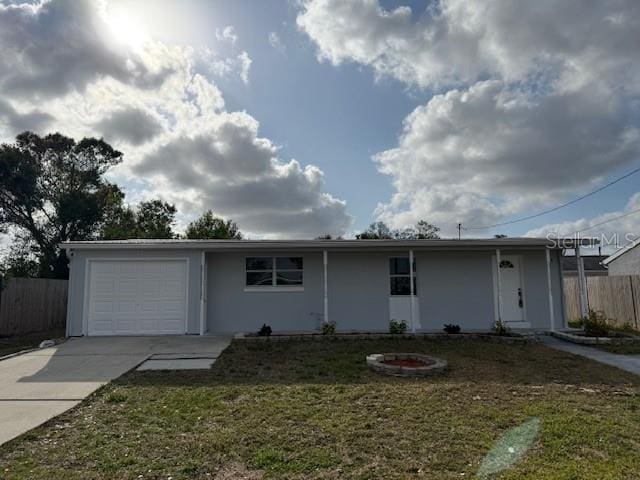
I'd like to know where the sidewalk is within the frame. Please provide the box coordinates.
[539,335,640,376]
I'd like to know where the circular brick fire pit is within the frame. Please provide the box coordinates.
[366,353,447,377]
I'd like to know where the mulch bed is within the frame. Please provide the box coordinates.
[383,358,434,368]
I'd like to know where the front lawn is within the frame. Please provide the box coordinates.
[1,338,639,479]
[592,343,640,355]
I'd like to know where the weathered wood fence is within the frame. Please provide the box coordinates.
[564,275,640,328]
[0,277,68,336]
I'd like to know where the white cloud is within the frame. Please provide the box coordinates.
[524,193,640,253]
[202,49,253,85]
[238,51,252,85]
[299,0,640,236]
[215,25,238,45]
[0,0,351,238]
[268,32,286,53]
[297,0,640,93]
[374,80,640,234]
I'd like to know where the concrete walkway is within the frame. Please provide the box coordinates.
[539,335,640,376]
[0,335,231,445]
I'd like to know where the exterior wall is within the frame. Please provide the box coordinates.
[607,246,640,275]
[328,251,402,331]
[66,245,566,336]
[416,251,495,330]
[519,249,564,330]
[207,251,323,333]
[65,249,203,336]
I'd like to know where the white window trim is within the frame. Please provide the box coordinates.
[244,256,304,292]
[388,256,418,297]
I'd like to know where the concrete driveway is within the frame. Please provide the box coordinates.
[0,335,231,445]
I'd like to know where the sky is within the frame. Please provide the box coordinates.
[1,0,639,249]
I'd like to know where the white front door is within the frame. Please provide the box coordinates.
[86,260,187,336]
[495,255,526,325]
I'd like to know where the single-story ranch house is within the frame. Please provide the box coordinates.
[60,238,588,337]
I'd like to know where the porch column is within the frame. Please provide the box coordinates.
[323,250,329,324]
[199,251,207,335]
[495,249,503,322]
[409,249,415,333]
[575,244,588,317]
[545,248,556,331]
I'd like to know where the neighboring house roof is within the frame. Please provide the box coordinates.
[602,238,640,265]
[60,237,597,251]
[561,255,608,272]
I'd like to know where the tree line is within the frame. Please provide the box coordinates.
[0,132,439,279]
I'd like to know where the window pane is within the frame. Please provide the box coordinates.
[276,271,303,285]
[276,257,303,270]
[390,257,410,275]
[246,257,272,271]
[246,271,273,286]
[390,277,411,295]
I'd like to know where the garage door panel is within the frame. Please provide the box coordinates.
[87,260,187,335]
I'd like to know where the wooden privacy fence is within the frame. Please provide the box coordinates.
[564,275,640,328]
[0,277,68,336]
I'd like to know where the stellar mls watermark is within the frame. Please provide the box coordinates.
[545,232,638,249]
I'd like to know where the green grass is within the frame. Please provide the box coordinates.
[1,338,639,479]
[591,343,640,355]
[0,329,65,357]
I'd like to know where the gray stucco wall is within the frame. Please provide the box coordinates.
[607,245,640,275]
[206,251,323,333]
[66,246,565,335]
[416,251,495,330]
[206,248,565,333]
[66,249,203,336]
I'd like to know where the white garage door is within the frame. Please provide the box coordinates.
[87,260,187,335]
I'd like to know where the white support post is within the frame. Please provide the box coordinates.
[545,248,556,331]
[199,251,206,336]
[409,249,415,333]
[323,250,329,324]
[496,249,503,322]
[575,244,588,318]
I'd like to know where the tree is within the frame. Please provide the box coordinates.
[356,220,441,240]
[100,199,177,240]
[315,234,343,240]
[0,235,40,279]
[135,200,176,239]
[355,221,394,239]
[185,210,242,239]
[0,132,123,278]
[412,220,441,239]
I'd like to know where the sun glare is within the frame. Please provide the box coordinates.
[103,6,149,50]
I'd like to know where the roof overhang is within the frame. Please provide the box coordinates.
[60,237,599,252]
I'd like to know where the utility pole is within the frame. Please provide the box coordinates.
[457,223,462,240]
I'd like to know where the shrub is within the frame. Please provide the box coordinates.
[321,321,336,335]
[568,318,583,329]
[581,310,610,337]
[257,323,272,336]
[443,324,461,334]
[492,319,510,336]
[389,319,408,334]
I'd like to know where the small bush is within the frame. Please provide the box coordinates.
[258,324,272,336]
[321,321,336,335]
[443,324,461,334]
[568,318,583,329]
[389,319,408,334]
[581,310,610,337]
[492,319,510,336]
